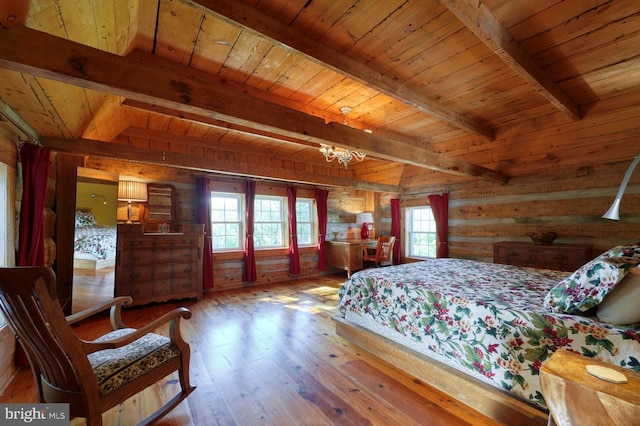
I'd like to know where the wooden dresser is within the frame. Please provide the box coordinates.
[326,240,377,277]
[493,241,593,272]
[116,223,204,306]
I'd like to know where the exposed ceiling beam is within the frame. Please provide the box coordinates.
[440,0,582,120]
[40,136,402,192]
[189,0,495,140]
[0,26,506,183]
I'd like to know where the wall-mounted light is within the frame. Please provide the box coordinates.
[91,193,107,205]
[118,181,148,224]
[603,155,640,220]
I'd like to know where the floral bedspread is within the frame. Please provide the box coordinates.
[338,259,640,409]
[74,225,117,260]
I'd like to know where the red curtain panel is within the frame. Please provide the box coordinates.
[196,177,214,289]
[391,198,401,264]
[314,189,329,271]
[428,193,450,258]
[244,181,257,282]
[287,186,300,274]
[17,143,50,267]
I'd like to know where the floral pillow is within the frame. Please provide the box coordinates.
[543,256,636,314]
[600,242,640,258]
[75,210,97,228]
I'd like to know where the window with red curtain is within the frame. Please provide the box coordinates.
[244,181,257,282]
[196,177,214,289]
[427,193,449,258]
[391,198,401,264]
[287,186,300,274]
[314,189,328,270]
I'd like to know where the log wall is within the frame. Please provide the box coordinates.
[402,160,640,263]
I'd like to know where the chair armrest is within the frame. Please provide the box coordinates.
[66,296,133,325]
[81,307,192,354]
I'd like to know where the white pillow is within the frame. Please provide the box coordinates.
[597,269,640,325]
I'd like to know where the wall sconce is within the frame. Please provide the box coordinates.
[91,193,107,204]
[356,212,374,240]
[118,181,148,224]
[603,155,640,220]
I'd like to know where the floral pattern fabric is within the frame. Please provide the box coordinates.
[338,259,640,409]
[74,225,116,260]
[75,210,97,227]
[88,328,180,396]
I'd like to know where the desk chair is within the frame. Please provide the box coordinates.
[363,236,396,267]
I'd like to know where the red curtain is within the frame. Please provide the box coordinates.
[196,177,214,289]
[391,198,401,264]
[287,186,300,274]
[314,189,329,271]
[428,192,449,258]
[244,181,257,282]
[17,144,51,267]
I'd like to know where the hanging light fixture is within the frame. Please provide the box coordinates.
[318,106,366,168]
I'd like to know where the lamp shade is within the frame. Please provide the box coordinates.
[118,181,148,202]
[356,212,374,224]
[603,155,640,220]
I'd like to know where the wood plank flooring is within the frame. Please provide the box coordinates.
[1,271,502,425]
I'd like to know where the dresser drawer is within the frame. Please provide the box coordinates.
[119,248,199,267]
[493,241,592,272]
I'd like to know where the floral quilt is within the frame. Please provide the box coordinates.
[338,259,640,409]
[74,225,117,260]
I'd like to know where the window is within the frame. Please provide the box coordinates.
[210,192,316,250]
[254,196,285,248]
[210,193,242,250]
[407,206,437,258]
[295,198,315,246]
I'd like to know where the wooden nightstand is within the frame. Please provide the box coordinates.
[540,350,640,425]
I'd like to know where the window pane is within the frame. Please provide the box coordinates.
[211,193,242,250]
[407,207,437,258]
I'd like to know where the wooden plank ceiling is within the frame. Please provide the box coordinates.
[0,0,639,191]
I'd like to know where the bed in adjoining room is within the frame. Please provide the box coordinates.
[73,209,117,270]
[335,244,640,425]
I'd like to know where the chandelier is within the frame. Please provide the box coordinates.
[318,106,367,168]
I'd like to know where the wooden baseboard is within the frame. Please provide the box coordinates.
[333,315,548,426]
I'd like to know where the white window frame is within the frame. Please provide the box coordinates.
[406,206,437,259]
[253,195,286,249]
[295,198,316,247]
[210,192,243,251]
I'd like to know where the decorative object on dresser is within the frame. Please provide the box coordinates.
[527,231,558,245]
[493,241,593,271]
[143,183,177,229]
[117,180,148,224]
[356,212,374,240]
[116,223,204,306]
[540,349,640,426]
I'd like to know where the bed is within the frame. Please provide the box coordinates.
[73,210,117,270]
[336,245,640,425]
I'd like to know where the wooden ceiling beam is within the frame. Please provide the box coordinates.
[190,0,495,140]
[40,136,402,192]
[0,25,505,183]
[441,0,582,121]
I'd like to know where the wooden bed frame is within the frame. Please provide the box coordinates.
[333,315,549,426]
[73,256,115,270]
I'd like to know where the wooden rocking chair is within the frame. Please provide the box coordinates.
[363,236,396,267]
[0,266,195,425]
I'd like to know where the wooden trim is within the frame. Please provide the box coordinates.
[0,324,15,394]
[333,315,548,426]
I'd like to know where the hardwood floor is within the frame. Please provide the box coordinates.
[2,272,501,425]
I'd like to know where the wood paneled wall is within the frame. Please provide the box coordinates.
[402,160,640,263]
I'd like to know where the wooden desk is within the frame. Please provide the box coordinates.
[540,350,640,425]
[326,239,377,277]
